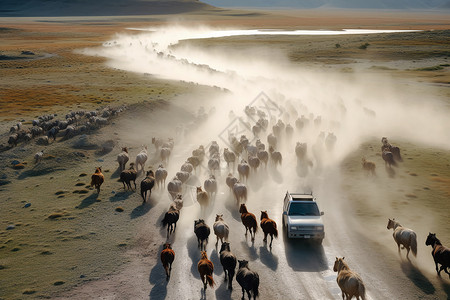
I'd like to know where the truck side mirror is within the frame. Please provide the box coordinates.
[321,211,324,215]
[282,211,287,215]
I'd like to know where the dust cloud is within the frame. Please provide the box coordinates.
[80,25,449,296]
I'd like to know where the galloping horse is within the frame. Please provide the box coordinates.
[213,214,230,247]
[161,204,180,238]
[90,167,104,194]
[236,259,259,300]
[387,218,417,260]
[219,242,237,290]
[160,243,175,280]
[140,170,155,203]
[239,204,257,241]
[260,211,278,248]
[333,257,366,300]
[197,251,215,290]
[194,219,210,251]
[425,233,450,278]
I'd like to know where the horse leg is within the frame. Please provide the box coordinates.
[438,264,444,276]
[246,289,252,300]
[263,232,268,242]
[406,246,410,260]
[435,262,440,275]
[241,287,246,300]
[269,234,273,248]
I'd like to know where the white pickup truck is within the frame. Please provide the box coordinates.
[282,191,325,244]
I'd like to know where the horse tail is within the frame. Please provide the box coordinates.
[252,275,260,298]
[274,227,278,238]
[411,233,418,257]
[206,275,215,288]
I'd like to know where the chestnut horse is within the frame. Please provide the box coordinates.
[239,204,257,241]
[90,167,104,194]
[425,233,450,278]
[333,257,366,300]
[387,218,417,260]
[160,243,175,280]
[197,251,215,290]
[260,211,278,248]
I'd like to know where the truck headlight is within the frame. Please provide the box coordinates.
[315,226,324,231]
[290,226,297,231]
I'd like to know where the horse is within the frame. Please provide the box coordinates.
[260,211,278,248]
[425,233,450,278]
[176,171,190,184]
[197,251,215,290]
[196,187,209,215]
[173,194,183,210]
[204,175,218,199]
[160,243,175,280]
[167,177,182,200]
[181,161,194,174]
[117,147,129,171]
[120,162,137,190]
[219,242,237,290]
[135,146,148,174]
[194,219,210,251]
[155,164,168,188]
[160,147,171,164]
[213,214,230,247]
[224,148,236,169]
[257,150,269,168]
[238,160,250,182]
[248,156,260,172]
[295,142,307,160]
[236,260,259,300]
[239,204,257,241]
[90,167,104,194]
[333,257,366,300]
[233,182,247,205]
[269,146,282,166]
[140,170,155,203]
[162,204,180,238]
[382,151,396,168]
[226,173,238,191]
[387,218,417,260]
[361,158,376,176]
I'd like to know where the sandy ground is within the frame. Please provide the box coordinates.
[0,9,450,300]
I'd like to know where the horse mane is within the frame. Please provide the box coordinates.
[261,211,269,220]
[239,204,248,213]
[200,251,208,260]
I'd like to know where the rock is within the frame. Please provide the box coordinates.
[11,160,20,166]
[6,225,15,230]
[115,207,124,212]
[36,136,49,145]
[13,163,25,170]
[23,203,31,208]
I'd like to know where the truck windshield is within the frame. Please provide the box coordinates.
[288,202,320,216]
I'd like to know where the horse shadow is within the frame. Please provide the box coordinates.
[385,166,396,178]
[283,238,327,272]
[149,244,168,300]
[439,279,450,299]
[240,240,259,261]
[259,246,278,271]
[109,190,134,202]
[76,193,99,209]
[187,235,201,277]
[130,202,152,219]
[110,167,121,179]
[400,261,435,295]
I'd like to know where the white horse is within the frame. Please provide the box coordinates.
[213,214,230,247]
[117,147,129,171]
[167,177,182,200]
[135,146,148,174]
[333,257,366,300]
[233,182,247,205]
[226,173,238,191]
[237,160,250,182]
[387,218,417,260]
[155,164,168,188]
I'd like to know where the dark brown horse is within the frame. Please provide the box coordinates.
[197,251,215,290]
[425,233,450,278]
[236,259,259,300]
[161,204,180,238]
[219,242,237,290]
[260,211,278,248]
[160,243,175,280]
[239,204,257,241]
[194,219,210,251]
[140,170,155,203]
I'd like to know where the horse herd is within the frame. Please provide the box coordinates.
[83,103,449,299]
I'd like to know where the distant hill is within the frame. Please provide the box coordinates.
[203,0,450,9]
[0,0,216,17]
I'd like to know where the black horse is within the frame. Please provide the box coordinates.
[161,205,179,238]
[236,260,259,300]
[219,242,237,290]
[425,233,450,278]
[194,219,210,251]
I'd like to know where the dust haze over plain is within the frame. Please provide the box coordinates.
[76,24,450,299]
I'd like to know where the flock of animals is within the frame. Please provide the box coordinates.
[81,100,450,299]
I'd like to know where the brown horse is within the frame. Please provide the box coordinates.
[333,257,366,300]
[260,211,278,248]
[239,204,257,241]
[387,218,417,260]
[425,233,450,278]
[194,219,210,251]
[140,170,155,203]
[90,167,104,194]
[160,243,175,280]
[197,251,215,290]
